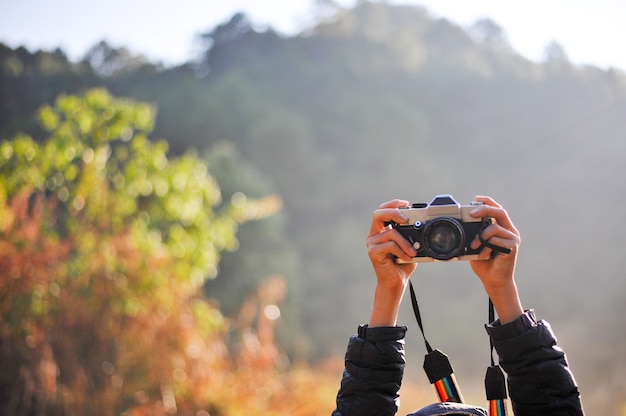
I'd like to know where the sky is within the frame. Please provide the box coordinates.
[1,0,625,70]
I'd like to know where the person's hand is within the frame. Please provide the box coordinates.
[468,195,523,323]
[367,199,418,289]
[366,199,418,326]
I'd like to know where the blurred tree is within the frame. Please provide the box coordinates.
[543,40,570,64]
[3,4,626,411]
[0,88,279,414]
[202,140,303,358]
[469,18,511,50]
[198,12,283,78]
[0,43,95,139]
[84,41,153,77]
[542,41,573,74]
[311,0,345,25]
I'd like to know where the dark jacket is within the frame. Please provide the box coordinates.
[332,310,584,416]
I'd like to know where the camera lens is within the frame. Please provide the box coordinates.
[423,218,465,260]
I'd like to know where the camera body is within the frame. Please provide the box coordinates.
[391,194,491,263]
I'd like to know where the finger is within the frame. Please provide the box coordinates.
[471,222,516,244]
[368,239,415,263]
[479,222,519,242]
[378,199,411,209]
[368,229,417,258]
[369,203,410,236]
[474,195,502,209]
[481,223,521,244]
[470,202,517,235]
[479,236,516,259]
[471,224,520,254]
[476,244,493,260]
[479,234,512,254]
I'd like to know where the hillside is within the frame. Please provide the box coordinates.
[2,2,625,412]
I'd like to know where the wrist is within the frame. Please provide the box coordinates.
[368,282,406,327]
[484,280,523,324]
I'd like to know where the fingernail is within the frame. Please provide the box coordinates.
[470,208,480,215]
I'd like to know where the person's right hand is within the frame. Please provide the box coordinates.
[367,199,418,326]
[367,199,418,292]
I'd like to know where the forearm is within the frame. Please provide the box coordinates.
[369,283,407,327]
[483,280,524,324]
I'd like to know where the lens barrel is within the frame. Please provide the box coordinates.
[423,217,465,260]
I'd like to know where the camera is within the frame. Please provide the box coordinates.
[390,194,491,263]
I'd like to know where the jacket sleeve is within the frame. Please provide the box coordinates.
[332,324,407,416]
[486,310,584,416]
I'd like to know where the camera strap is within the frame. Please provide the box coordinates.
[409,280,509,413]
[485,298,508,415]
[409,280,464,403]
[478,233,512,255]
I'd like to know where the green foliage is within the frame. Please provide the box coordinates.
[0,89,280,414]
[2,2,626,412]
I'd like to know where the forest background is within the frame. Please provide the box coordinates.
[1,2,625,415]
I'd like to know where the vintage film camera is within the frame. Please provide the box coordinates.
[390,194,492,263]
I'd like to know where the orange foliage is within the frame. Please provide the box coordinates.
[117,274,340,416]
[0,89,341,415]
[0,188,70,295]
[0,185,340,415]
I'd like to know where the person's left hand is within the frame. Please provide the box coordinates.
[468,195,523,323]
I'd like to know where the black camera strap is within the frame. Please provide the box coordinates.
[409,280,432,354]
[409,280,509,413]
[409,280,463,403]
[478,233,512,255]
[485,298,508,415]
